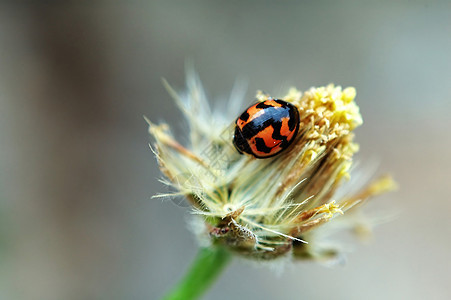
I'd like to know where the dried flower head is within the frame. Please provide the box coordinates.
[148,71,396,261]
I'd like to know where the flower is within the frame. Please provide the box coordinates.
[148,71,396,261]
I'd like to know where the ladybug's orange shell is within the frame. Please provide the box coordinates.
[233,99,300,158]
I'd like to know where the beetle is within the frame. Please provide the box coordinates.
[233,99,300,158]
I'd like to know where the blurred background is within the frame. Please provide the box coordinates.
[1,1,450,299]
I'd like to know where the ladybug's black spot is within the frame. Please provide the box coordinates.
[233,127,252,155]
[274,99,287,106]
[270,121,287,141]
[255,101,273,109]
[240,111,250,122]
[254,137,273,154]
[240,121,262,139]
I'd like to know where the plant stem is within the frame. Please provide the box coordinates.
[162,247,231,300]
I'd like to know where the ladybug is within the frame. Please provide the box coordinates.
[233,99,300,158]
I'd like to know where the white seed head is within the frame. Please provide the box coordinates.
[149,71,396,260]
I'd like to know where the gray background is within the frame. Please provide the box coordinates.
[1,1,450,299]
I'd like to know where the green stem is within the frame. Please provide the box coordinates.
[162,247,232,300]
